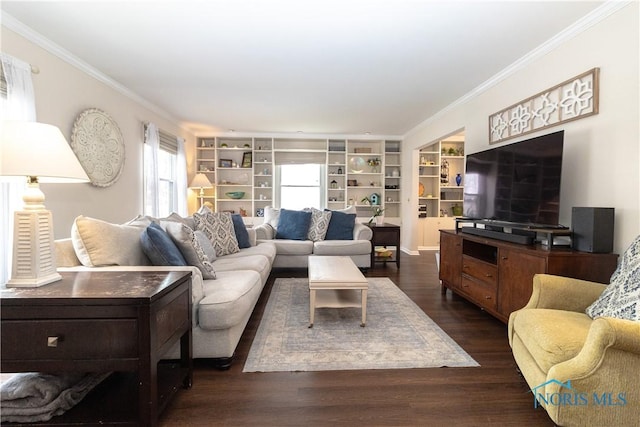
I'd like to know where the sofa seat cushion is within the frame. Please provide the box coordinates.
[313,239,371,256]
[269,239,314,255]
[198,270,262,330]
[213,254,271,284]
[222,242,276,263]
[512,308,592,373]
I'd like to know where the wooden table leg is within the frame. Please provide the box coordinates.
[361,289,367,327]
[309,289,316,328]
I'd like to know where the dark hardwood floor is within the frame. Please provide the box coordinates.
[160,251,555,426]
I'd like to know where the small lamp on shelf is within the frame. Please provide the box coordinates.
[0,121,90,287]
[189,173,213,207]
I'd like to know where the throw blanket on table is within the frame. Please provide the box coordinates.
[0,372,111,423]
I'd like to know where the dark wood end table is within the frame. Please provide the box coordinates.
[367,223,401,268]
[1,270,193,426]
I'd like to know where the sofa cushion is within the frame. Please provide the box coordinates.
[231,214,251,249]
[270,239,314,255]
[512,308,592,373]
[223,242,277,263]
[214,254,271,284]
[275,209,312,240]
[324,210,356,240]
[194,211,240,256]
[307,208,332,241]
[198,270,263,330]
[164,222,217,279]
[313,239,371,256]
[586,234,640,321]
[71,215,150,267]
[140,223,187,266]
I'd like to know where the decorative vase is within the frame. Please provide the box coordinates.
[375,215,384,226]
[455,173,462,186]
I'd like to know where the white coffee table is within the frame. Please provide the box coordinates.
[308,256,369,328]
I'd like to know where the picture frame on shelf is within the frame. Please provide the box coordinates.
[242,152,252,168]
[219,158,232,168]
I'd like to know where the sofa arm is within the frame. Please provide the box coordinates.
[353,222,373,240]
[522,274,607,312]
[254,223,275,240]
[545,317,640,425]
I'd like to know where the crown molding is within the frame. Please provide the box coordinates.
[1,11,183,129]
[404,0,633,139]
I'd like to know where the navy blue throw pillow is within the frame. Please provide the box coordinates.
[276,209,312,240]
[231,214,251,249]
[140,222,187,266]
[324,210,356,240]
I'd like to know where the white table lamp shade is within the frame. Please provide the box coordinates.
[189,173,212,189]
[1,121,89,287]
[189,173,213,208]
[1,121,89,183]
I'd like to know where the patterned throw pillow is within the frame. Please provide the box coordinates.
[306,208,332,241]
[163,222,217,279]
[586,234,640,321]
[193,211,240,257]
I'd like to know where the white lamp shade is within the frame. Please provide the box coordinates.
[1,121,89,183]
[189,173,213,188]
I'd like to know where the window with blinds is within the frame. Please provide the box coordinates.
[159,129,178,154]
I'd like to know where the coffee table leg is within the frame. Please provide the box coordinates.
[309,289,316,328]
[361,289,367,327]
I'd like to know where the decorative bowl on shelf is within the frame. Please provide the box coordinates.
[225,191,245,199]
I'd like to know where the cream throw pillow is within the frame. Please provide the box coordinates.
[71,215,150,267]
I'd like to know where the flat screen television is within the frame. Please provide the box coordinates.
[463,130,564,228]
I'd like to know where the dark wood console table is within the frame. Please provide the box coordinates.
[367,223,400,267]
[1,270,193,426]
[439,230,618,323]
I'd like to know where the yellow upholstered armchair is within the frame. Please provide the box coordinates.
[508,274,640,427]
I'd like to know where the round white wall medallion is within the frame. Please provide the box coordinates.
[70,108,125,187]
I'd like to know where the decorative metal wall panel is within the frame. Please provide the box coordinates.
[489,68,599,144]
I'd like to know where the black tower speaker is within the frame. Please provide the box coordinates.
[571,207,614,253]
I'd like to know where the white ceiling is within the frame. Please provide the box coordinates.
[1,1,606,137]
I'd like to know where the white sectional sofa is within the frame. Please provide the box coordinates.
[54,212,276,369]
[253,206,373,269]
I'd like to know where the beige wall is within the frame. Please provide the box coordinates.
[1,28,196,238]
[402,3,639,255]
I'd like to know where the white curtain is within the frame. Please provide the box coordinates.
[143,123,160,217]
[0,53,37,284]
[176,136,188,216]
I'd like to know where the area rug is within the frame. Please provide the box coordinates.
[243,278,479,372]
